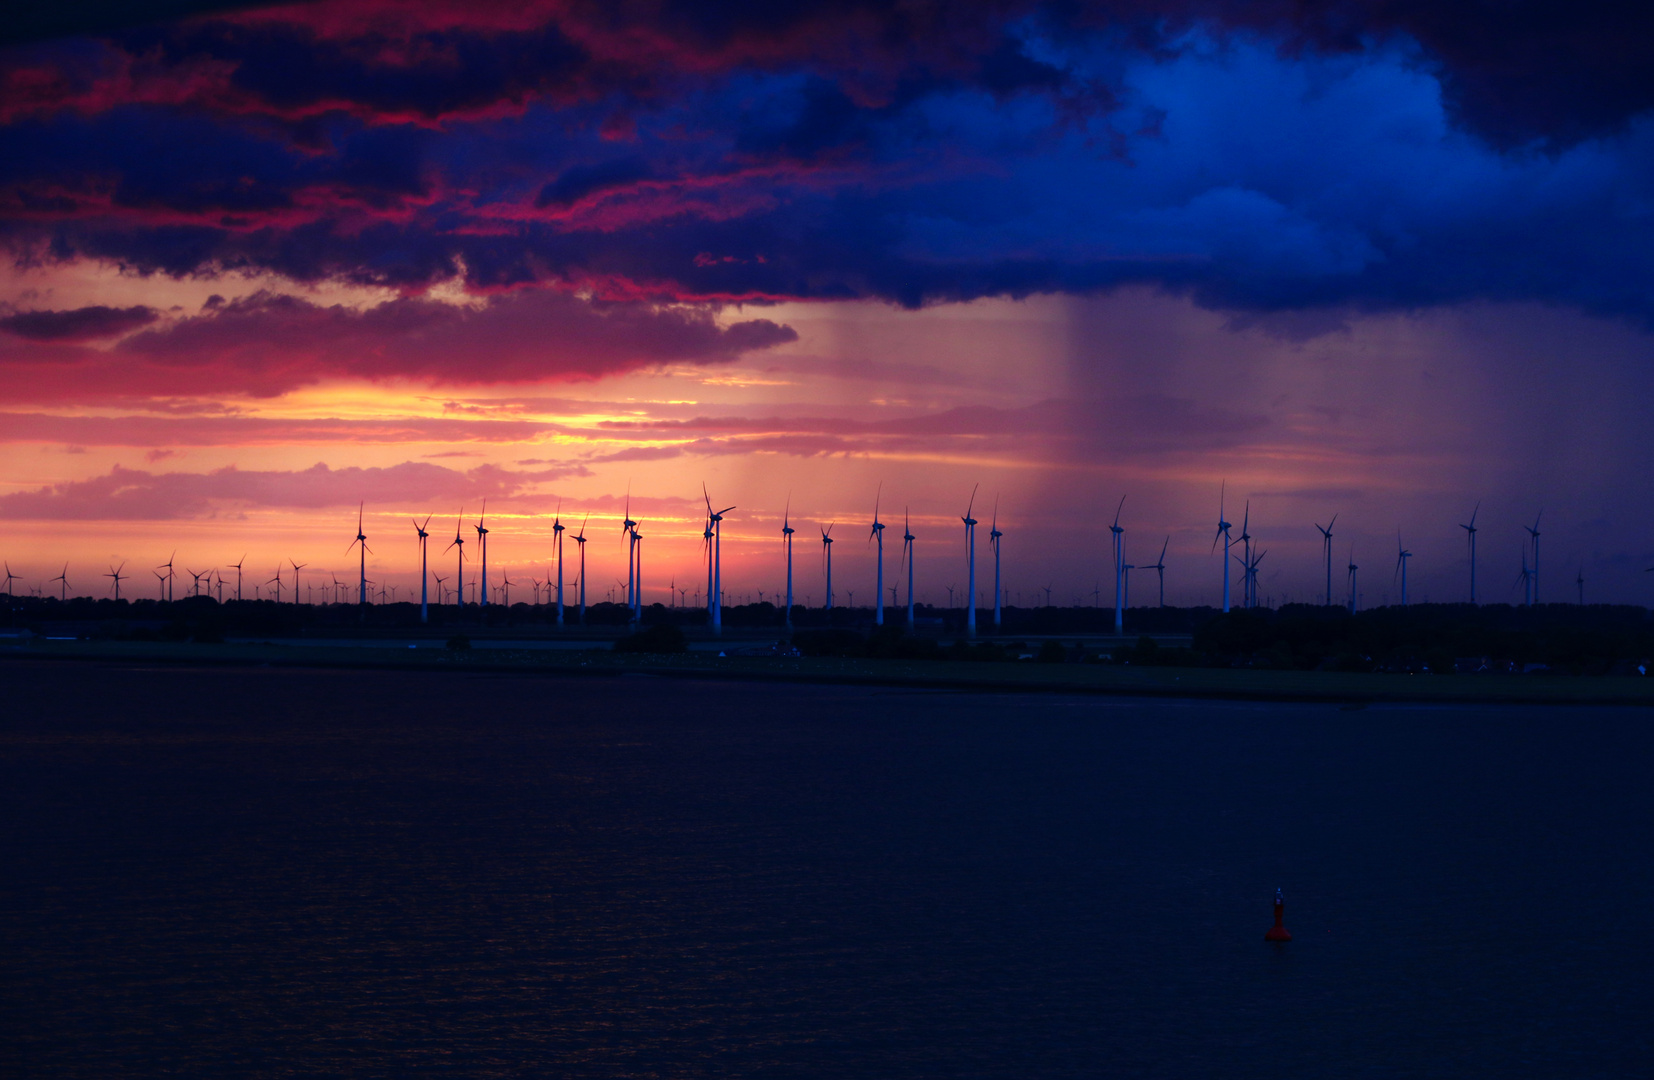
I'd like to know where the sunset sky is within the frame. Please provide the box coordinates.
[4,1,1654,608]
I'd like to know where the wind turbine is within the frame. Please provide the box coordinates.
[574,514,589,623]
[156,551,175,602]
[1347,546,1359,613]
[782,497,795,630]
[1236,503,1253,608]
[1111,495,1126,633]
[621,491,637,617]
[187,567,208,597]
[331,573,343,604]
[51,563,69,601]
[1525,512,1542,605]
[902,508,916,628]
[1517,547,1533,606]
[1149,537,1168,607]
[1395,533,1412,607]
[703,485,734,636]
[231,554,246,601]
[289,558,306,605]
[962,485,978,637]
[1314,514,1338,606]
[552,502,565,625]
[989,498,1003,630]
[444,509,465,613]
[349,504,371,606]
[1460,503,1479,604]
[475,501,490,609]
[632,527,644,617]
[2,562,17,596]
[1213,483,1232,614]
[500,573,515,607]
[413,514,431,623]
[104,561,126,600]
[267,565,283,604]
[870,486,886,627]
[821,523,835,611]
[433,573,448,605]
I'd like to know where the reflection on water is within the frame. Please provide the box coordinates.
[1,662,1649,1077]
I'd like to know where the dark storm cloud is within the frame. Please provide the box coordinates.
[0,304,157,340]
[4,2,1654,318]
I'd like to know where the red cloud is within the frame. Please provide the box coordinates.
[0,288,796,401]
[0,304,157,341]
[0,459,586,520]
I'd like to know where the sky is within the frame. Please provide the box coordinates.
[4,0,1654,609]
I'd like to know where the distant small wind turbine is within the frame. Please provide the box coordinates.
[349,504,371,606]
[989,498,1003,630]
[475,501,490,608]
[413,514,431,623]
[230,554,246,602]
[156,551,176,602]
[573,514,589,623]
[2,562,18,596]
[1347,546,1359,613]
[821,523,835,611]
[1213,483,1232,614]
[962,485,979,637]
[902,509,916,627]
[51,564,69,601]
[266,565,283,604]
[104,561,127,600]
[782,496,795,630]
[1524,512,1542,606]
[1149,537,1169,607]
[1111,495,1126,632]
[289,559,306,605]
[703,485,734,635]
[1460,503,1479,604]
[444,509,466,613]
[870,485,886,627]
[1395,533,1412,607]
[1315,514,1338,607]
[552,502,566,625]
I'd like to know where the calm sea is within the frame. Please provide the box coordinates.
[1,660,1649,1077]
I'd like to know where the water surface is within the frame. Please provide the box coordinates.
[1,661,1648,1077]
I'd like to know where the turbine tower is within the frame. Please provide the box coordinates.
[104,561,126,600]
[703,485,734,635]
[290,559,306,605]
[475,501,490,608]
[782,497,795,630]
[51,563,69,601]
[1395,533,1412,607]
[1213,483,1232,613]
[552,503,565,625]
[1314,514,1338,606]
[962,485,978,637]
[1236,503,1253,608]
[444,509,465,613]
[266,565,283,603]
[870,486,886,627]
[902,509,916,628]
[1460,503,1479,604]
[1525,511,1542,605]
[349,504,370,606]
[2,562,18,596]
[413,514,431,623]
[821,523,835,611]
[231,554,246,602]
[632,526,644,618]
[1111,496,1126,633]
[989,498,1003,630]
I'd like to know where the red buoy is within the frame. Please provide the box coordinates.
[1264,887,1292,941]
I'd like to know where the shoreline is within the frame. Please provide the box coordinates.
[5,638,1654,707]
